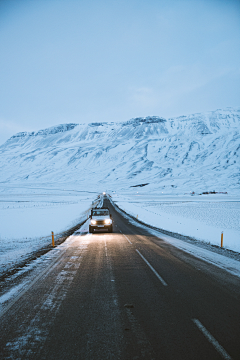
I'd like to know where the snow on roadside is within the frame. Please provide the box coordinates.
[0,185,98,274]
[110,192,240,253]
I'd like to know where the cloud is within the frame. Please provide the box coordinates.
[126,61,240,118]
[129,87,158,107]
[159,63,239,101]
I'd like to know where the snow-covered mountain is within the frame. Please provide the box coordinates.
[0,108,239,193]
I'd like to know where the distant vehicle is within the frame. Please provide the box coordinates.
[89,208,113,233]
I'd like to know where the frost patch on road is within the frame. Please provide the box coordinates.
[0,283,23,305]
[2,236,88,359]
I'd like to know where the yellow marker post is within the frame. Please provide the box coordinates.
[221,232,223,248]
[136,215,138,219]
[52,231,55,247]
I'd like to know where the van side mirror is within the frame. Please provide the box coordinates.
[110,214,112,219]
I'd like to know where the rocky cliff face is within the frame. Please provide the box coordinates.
[0,108,239,193]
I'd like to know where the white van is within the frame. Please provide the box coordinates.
[89,208,113,233]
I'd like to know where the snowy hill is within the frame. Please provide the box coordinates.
[0,108,239,193]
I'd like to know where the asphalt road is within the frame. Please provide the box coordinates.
[0,197,240,360]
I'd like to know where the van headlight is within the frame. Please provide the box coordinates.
[91,220,96,225]
[104,219,111,224]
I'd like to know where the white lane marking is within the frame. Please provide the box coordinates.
[136,249,167,286]
[192,319,232,360]
[64,261,81,270]
[119,230,132,244]
[104,239,108,256]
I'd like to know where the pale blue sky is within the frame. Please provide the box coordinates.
[0,0,240,144]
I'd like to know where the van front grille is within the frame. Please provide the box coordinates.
[96,220,105,225]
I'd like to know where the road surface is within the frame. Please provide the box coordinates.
[0,197,239,359]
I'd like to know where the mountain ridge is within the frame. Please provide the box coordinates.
[4,107,240,144]
[0,107,239,193]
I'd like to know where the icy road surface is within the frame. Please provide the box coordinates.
[0,197,239,360]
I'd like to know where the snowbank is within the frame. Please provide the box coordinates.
[0,184,98,273]
[111,191,240,252]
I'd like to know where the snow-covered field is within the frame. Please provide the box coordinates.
[0,182,99,274]
[110,190,240,253]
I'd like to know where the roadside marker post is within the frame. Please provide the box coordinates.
[221,232,223,248]
[52,231,55,247]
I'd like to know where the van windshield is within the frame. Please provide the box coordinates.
[92,210,109,216]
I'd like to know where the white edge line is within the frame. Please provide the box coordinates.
[192,319,232,360]
[136,249,167,286]
[120,230,132,244]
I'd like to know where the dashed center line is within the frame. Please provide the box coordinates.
[104,239,108,256]
[120,230,132,244]
[192,319,232,360]
[136,249,167,286]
